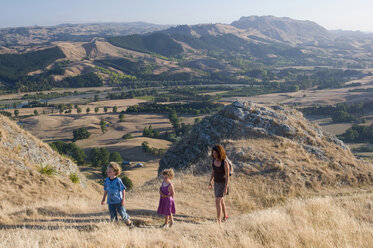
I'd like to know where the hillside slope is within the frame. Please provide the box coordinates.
[0,115,100,208]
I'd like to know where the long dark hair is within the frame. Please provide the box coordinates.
[211,144,226,161]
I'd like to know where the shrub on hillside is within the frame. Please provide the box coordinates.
[69,173,80,184]
[37,164,57,176]
[121,175,133,191]
[50,141,86,165]
[122,133,133,140]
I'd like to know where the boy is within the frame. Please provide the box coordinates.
[101,162,133,227]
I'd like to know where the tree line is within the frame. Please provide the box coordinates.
[126,102,223,115]
[301,100,373,123]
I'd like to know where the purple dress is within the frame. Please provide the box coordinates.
[157,182,176,216]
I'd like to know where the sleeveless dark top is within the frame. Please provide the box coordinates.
[212,159,226,183]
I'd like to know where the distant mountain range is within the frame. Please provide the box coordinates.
[1,16,373,91]
[0,22,170,50]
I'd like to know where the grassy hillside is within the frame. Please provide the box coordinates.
[0,115,99,207]
[107,32,183,57]
[1,175,373,247]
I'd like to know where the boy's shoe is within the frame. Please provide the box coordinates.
[126,220,135,229]
[160,223,169,228]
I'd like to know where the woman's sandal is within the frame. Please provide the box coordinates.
[169,221,174,228]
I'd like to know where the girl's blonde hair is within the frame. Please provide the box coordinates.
[162,168,175,179]
[107,162,121,176]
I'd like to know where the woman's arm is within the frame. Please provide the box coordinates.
[224,161,229,194]
[208,170,214,188]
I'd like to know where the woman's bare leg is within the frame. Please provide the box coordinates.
[221,198,227,219]
[215,197,222,224]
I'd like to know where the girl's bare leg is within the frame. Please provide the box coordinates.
[169,214,174,227]
[164,215,169,225]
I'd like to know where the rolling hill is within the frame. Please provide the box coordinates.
[1,16,373,92]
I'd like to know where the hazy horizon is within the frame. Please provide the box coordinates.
[0,0,372,32]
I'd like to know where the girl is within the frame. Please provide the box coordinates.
[157,168,176,228]
[101,162,133,228]
[208,144,229,224]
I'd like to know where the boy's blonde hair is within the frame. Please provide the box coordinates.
[107,162,121,176]
[162,168,175,179]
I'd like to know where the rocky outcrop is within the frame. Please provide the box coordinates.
[159,101,373,188]
[0,116,79,175]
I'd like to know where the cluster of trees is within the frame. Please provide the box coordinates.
[301,101,373,123]
[332,111,356,123]
[141,141,166,156]
[126,102,223,115]
[100,119,107,133]
[96,58,154,78]
[58,72,103,88]
[340,124,373,143]
[141,109,198,143]
[96,66,137,82]
[21,91,76,100]
[106,77,247,89]
[142,125,178,142]
[50,141,86,165]
[50,141,130,181]
[90,148,123,166]
[0,110,12,117]
[5,72,102,92]
[90,148,122,175]
[143,125,160,138]
[73,127,91,141]
[108,89,158,100]
[108,86,221,103]
[277,68,361,90]
[168,110,194,137]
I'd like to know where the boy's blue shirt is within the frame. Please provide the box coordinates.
[104,177,126,205]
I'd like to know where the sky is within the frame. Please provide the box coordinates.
[0,0,372,31]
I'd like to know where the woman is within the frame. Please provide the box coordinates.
[208,144,229,224]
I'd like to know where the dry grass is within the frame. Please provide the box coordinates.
[1,174,373,248]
